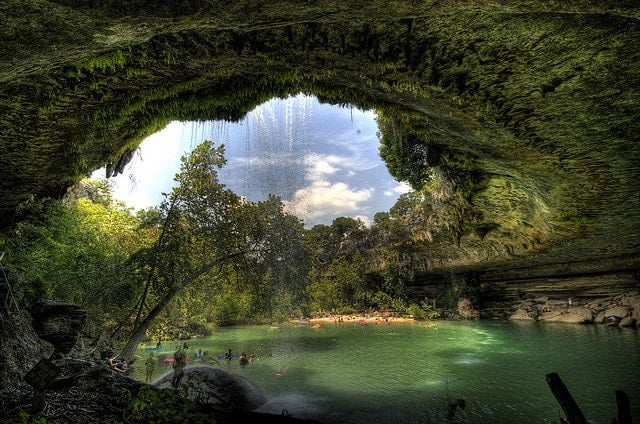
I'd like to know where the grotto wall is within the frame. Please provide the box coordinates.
[1,0,639,281]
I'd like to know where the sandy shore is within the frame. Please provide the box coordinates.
[294,314,415,326]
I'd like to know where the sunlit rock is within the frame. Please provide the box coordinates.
[603,306,630,319]
[619,316,636,328]
[538,310,592,324]
[457,298,479,320]
[509,308,535,321]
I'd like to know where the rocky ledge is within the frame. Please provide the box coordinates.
[509,290,639,326]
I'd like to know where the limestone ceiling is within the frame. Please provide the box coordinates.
[1,0,639,272]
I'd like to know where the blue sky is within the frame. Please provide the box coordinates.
[93,94,410,227]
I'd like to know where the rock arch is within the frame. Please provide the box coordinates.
[1,1,639,271]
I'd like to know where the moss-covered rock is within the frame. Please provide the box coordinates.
[1,0,638,276]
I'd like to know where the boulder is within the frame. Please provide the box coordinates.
[509,308,536,321]
[584,298,611,310]
[620,292,640,307]
[594,311,606,324]
[539,310,591,324]
[1,358,320,423]
[602,305,630,319]
[0,310,55,391]
[31,300,87,355]
[457,298,480,320]
[155,365,267,410]
[619,317,636,328]
[567,307,593,322]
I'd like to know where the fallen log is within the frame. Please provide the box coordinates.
[615,390,632,424]
[545,372,587,424]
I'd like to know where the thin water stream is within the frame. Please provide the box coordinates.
[134,321,639,423]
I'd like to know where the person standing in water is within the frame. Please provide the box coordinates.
[144,353,156,383]
[172,343,188,388]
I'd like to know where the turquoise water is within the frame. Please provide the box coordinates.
[136,321,640,423]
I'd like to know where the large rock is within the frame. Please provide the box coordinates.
[620,292,640,307]
[31,300,87,355]
[509,308,536,321]
[0,310,55,391]
[538,310,592,324]
[155,365,267,410]
[1,359,320,424]
[602,305,630,319]
[457,298,480,320]
[619,316,636,328]
[567,307,593,322]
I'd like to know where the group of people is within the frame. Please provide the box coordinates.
[107,342,263,387]
[225,349,258,365]
[107,354,128,374]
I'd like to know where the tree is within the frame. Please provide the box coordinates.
[119,141,245,360]
[119,141,308,360]
[238,195,309,319]
[0,187,149,332]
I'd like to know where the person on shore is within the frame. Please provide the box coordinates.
[172,343,188,388]
[144,353,156,383]
[116,358,128,373]
[107,354,126,373]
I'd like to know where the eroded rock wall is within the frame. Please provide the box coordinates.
[1,0,639,280]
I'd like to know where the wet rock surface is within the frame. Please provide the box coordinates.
[0,306,321,424]
[0,358,323,423]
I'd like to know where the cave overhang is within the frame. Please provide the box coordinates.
[1,0,639,271]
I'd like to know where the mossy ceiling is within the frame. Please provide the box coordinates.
[1,0,639,273]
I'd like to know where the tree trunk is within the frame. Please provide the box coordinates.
[545,372,587,424]
[119,251,247,362]
[119,285,180,362]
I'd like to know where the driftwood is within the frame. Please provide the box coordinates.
[546,373,587,424]
[546,372,633,424]
[614,390,632,424]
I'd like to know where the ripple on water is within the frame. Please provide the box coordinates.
[256,393,326,419]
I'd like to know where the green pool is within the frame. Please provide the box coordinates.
[134,320,639,423]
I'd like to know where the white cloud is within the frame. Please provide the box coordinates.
[283,153,374,226]
[91,98,408,228]
[384,181,412,197]
[353,215,371,227]
[303,154,344,176]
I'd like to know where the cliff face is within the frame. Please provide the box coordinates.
[1,1,639,290]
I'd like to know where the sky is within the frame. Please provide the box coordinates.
[93,93,410,227]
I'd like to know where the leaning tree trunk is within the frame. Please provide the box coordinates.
[119,251,247,362]
[119,285,181,362]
